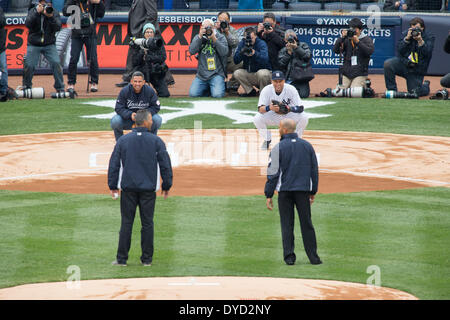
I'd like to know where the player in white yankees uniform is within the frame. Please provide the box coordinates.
[253,70,308,150]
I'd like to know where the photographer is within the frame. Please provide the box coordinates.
[333,18,374,89]
[0,8,8,102]
[383,0,417,11]
[384,17,435,97]
[22,0,65,93]
[440,32,450,88]
[188,19,228,98]
[63,0,105,93]
[257,12,285,71]
[233,26,272,97]
[278,30,313,98]
[214,11,242,94]
[130,23,170,97]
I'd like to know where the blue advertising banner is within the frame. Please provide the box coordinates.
[285,16,402,73]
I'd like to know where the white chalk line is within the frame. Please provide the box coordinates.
[0,168,108,182]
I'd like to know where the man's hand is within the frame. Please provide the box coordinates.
[257,23,264,34]
[269,102,280,113]
[161,190,169,200]
[352,35,359,44]
[310,195,315,204]
[266,198,273,210]
[131,112,136,121]
[341,29,348,38]
[199,26,205,37]
[111,190,119,200]
[258,105,267,114]
[405,28,413,41]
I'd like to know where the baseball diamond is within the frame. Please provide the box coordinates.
[0,4,449,304]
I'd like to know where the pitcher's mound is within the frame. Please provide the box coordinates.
[0,276,417,300]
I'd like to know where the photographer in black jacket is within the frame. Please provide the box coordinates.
[333,18,374,89]
[130,23,170,97]
[278,29,313,98]
[22,0,65,93]
[384,17,435,96]
[441,32,450,88]
[257,12,285,71]
[63,0,105,93]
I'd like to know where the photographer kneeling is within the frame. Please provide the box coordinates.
[189,19,228,98]
[333,18,374,90]
[278,30,314,98]
[384,17,435,97]
[130,23,170,98]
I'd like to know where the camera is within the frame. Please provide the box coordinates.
[44,5,53,14]
[241,33,254,56]
[220,21,228,30]
[263,22,272,30]
[383,90,419,99]
[411,27,421,38]
[131,37,163,50]
[205,26,213,37]
[429,89,449,100]
[332,86,374,98]
[15,87,45,99]
[287,35,297,44]
[346,28,356,38]
[80,12,92,28]
[51,88,77,99]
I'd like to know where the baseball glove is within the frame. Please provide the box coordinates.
[272,100,289,114]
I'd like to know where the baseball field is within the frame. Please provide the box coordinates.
[0,78,449,300]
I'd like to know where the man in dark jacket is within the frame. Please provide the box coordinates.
[278,29,313,98]
[333,18,374,89]
[384,17,434,96]
[116,0,161,88]
[383,0,418,11]
[131,23,170,97]
[257,12,285,71]
[441,32,450,88]
[63,0,105,93]
[233,26,272,97]
[111,71,162,141]
[0,8,8,101]
[22,0,65,92]
[108,109,173,267]
[265,118,321,266]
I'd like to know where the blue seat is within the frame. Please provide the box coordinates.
[1,0,9,12]
[228,0,238,9]
[290,2,322,11]
[324,2,357,11]
[8,0,31,13]
[199,0,230,9]
[271,2,287,10]
[360,2,383,11]
[189,1,200,10]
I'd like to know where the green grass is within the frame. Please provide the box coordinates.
[0,188,449,299]
[0,97,449,136]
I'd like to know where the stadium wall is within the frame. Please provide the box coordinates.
[4,11,449,76]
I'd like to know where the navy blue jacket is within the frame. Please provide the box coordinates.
[397,29,435,75]
[265,133,318,198]
[234,37,272,72]
[115,84,160,120]
[108,127,173,192]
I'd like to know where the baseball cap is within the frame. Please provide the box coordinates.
[272,71,285,80]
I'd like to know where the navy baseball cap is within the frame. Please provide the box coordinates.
[272,71,285,80]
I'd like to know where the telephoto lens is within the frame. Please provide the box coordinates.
[383,90,419,99]
[220,21,228,30]
[15,87,45,99]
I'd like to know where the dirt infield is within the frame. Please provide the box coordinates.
[7,73,445,99]
[0,277,418,300]
[1,130,449,196]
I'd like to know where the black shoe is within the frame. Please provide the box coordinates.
[115,81,129,88]
[310,259,322,265]
[261,140,271,150]
[239,89,258,97]
[285,260,295,265]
